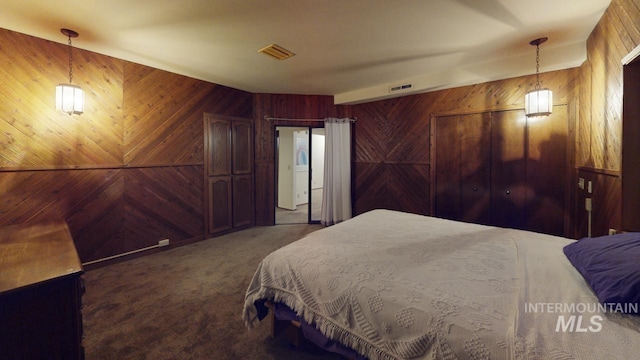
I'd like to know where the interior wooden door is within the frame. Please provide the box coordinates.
[491,110,527,229]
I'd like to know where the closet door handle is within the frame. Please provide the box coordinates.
[505,190,511,195]
[473,187,478,192]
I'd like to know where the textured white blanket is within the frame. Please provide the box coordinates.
[243,209,640,359]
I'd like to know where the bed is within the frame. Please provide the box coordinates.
[242,209,640,359]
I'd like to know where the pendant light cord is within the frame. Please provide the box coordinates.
[535,43,541,90]
[67,35,74,84]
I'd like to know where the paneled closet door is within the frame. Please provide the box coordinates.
[491,110,527,229]
[459,112,491,224]
[525,105,568,236]
[490,107,568,235]
[434,113,491,224]
[233,175,253,228]
[232,121,253,175]
[207,118,231,176]
[435,107,570,236]
[208,176,232,234]
[434,115,462,220]
[204,113,254,236]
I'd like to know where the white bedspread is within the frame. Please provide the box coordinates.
[242,209,640,359]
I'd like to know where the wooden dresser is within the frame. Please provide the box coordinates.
[0,222,85,359]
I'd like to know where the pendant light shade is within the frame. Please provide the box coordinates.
[525,37,552,118]
[525,88,553,117]
[56,29,84,115]
[56,84,84,114]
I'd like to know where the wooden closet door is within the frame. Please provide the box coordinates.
[233,175,253,228]
[204,113,254,236]
[434,115,462,220]
[231,120,253,229]
[207,118,231,176]
[434,113,491,224]
[525,105,568,236]
[232,121,252,175]
[459,113,491,224]
[208,176,232,234]
[491,110,527,229]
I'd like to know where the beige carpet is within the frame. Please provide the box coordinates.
[82,224,344,360]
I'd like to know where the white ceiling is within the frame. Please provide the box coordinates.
[0,0,610,104]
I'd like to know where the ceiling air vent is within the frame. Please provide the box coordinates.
[258,44,296,60]
[389,83,413,93]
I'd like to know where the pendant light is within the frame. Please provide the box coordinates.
[56,28,84,115]
[524,37,552,118]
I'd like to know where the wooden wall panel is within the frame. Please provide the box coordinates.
[254,162,275,225]
[384,164,430,215]
[0,169,124,261]
[123,166,204,251]
[351,104,387,163]
[352,162,429,215]
[0,28,251,263]
[0,28,124,168]
[575,169,621,238]
[252,94,274,226]
[350,68,579,219]
[352,162,387,215]
[123,63,251,166]
[577,63,593,167]
[2,0,636,262]
[575,0,640,234]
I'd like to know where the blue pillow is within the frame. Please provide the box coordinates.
[563,233,640,314]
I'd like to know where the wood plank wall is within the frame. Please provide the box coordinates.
[575,0,640,236]
[252,72,580,226]
[0,28,251,263]
[1,0,636,263]
[350,70,579,220]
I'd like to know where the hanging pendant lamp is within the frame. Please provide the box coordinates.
[524,37,552,118]
[56,28,84,115]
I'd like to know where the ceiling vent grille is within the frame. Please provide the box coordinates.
[389,83,413,93]
[258,44,295,60]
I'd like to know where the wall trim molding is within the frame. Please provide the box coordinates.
[622,43,640,65]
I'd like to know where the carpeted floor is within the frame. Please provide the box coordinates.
[276,188,323,224]
[82,224,345,360]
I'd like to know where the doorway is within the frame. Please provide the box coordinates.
[275,126,325,224]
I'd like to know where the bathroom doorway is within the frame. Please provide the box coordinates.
[275,126,325,224]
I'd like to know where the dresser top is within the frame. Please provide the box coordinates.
[0,222,83,294]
